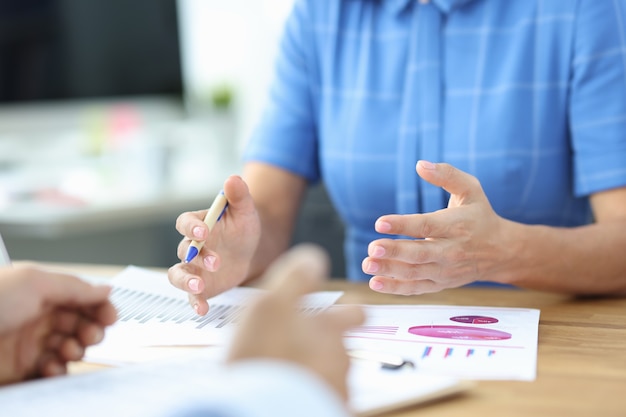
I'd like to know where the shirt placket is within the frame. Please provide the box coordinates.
[396,1,446,215]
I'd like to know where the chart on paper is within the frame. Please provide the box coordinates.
[341,304,540,381]
[113,286,249,330]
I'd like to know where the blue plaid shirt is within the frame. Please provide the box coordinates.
[244,0,626,281]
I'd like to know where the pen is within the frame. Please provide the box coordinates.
[348,349,415,370]
[184,190,229,263]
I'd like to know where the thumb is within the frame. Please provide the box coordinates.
[416,160,485,205]
[222,175,257,218]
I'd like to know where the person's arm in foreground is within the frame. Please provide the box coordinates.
[0,265,117,385]
[167,164,306,315]
[364,161,626,296]
[167,244,364,417]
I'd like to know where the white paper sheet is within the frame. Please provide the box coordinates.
[85,266,344,364]
[342,304,540,381]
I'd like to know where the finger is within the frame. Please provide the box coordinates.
[39,357,67,378]
[76,321,106,346]
[375,208,466,238]
[369,276,442,295]
[32,350,65,379]
[90,299,118,327]
[222,175,258,219]
[45,333,65,350]
[188,293,210,316]
[31,272,112,308]
[176,237,192,262]
[175,211,211,242]
[168,264,226,316]
[167,263,207,294]
[261,244,330,301]
[168,262,227,302]
[52,310,80,334]
[53,307,115,342]
[416,160,484,203]
[367,238,439,263]
[176,239,221,271]
[363,256,446,283]
[58,338,85,362]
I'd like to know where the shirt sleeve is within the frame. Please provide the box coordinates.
[570,0,626,196]
[242,0,321,183]
[161,360,351,417]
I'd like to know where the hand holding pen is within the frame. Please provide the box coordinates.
[168,175,261,315]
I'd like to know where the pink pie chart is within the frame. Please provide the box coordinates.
[408,325,512,340]
[450,315,499,324]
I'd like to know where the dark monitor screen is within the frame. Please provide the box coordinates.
[0,0,183,103]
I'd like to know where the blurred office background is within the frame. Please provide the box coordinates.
[0,0,345,276]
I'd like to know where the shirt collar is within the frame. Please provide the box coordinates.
[386,0,476,16]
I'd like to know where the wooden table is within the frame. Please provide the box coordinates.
[47,263,626,417]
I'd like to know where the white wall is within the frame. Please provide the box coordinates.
[177,0,294,152]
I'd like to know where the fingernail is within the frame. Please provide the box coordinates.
[370,280,384,291]
[188,278,201,292]
[193,303,200,314]
[204,255,216,271]
[192,226,204,239]
[364,260,379,274]
[371,245,385,258]
[419,160,436,170]
[375,220,391,233]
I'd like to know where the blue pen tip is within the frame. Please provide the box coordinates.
[184,246,199,263]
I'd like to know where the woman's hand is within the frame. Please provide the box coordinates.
[168,175,261,315]
[364,161,516,295]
